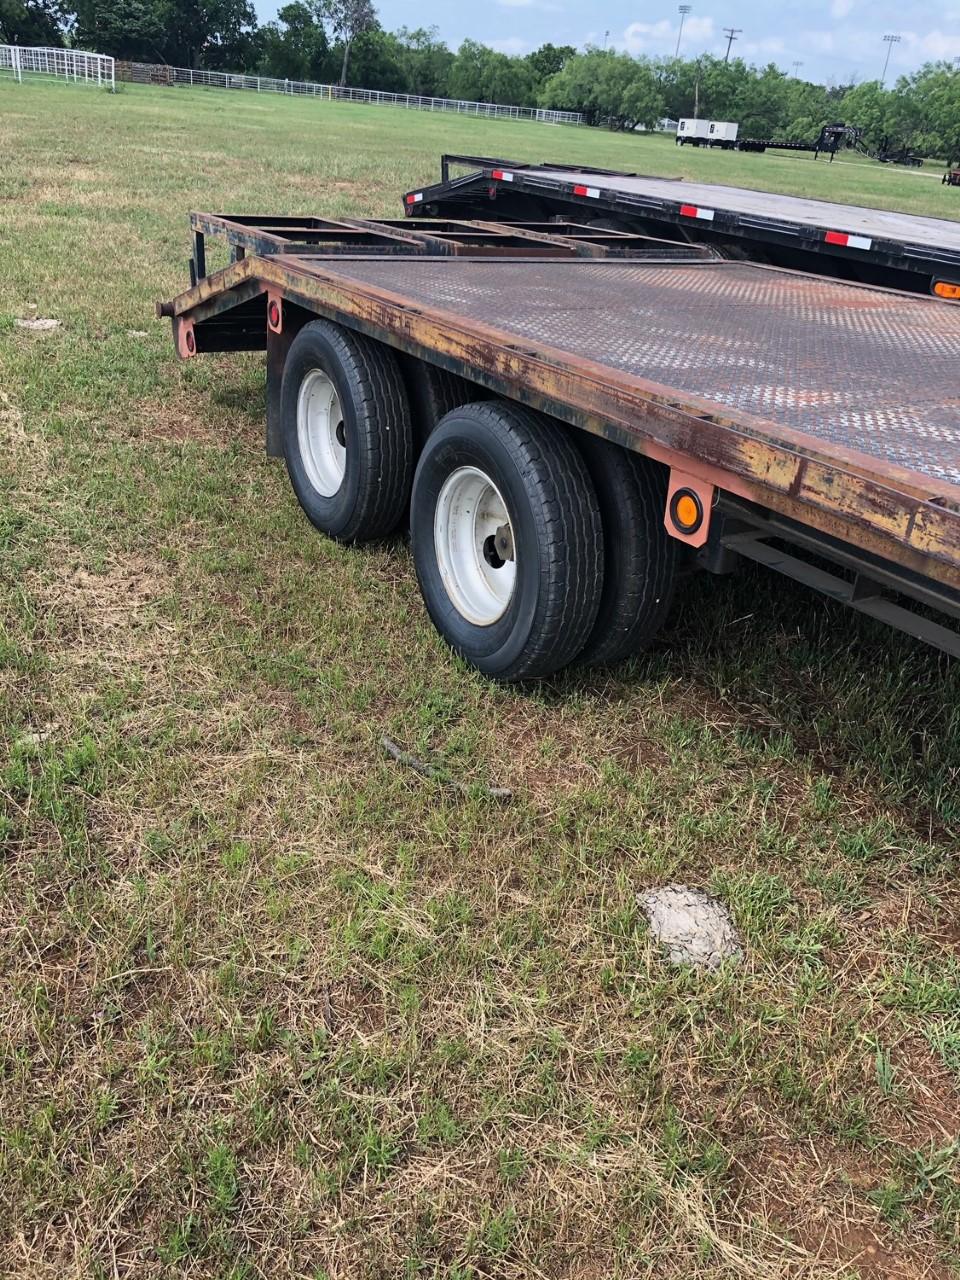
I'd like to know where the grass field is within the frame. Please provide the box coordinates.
[1,79,959,1280]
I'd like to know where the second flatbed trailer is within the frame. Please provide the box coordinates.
[403,155,960,299]
[158,210,960,677]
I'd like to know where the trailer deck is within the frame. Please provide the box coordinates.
[404,156,960,292]
[161,236,960,607]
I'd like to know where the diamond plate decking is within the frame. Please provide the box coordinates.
[293,257,960,491]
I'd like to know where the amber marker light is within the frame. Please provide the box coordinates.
[670,488,704,535]
[933,281,960,300]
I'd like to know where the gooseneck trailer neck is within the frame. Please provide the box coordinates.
[158,197,960,675]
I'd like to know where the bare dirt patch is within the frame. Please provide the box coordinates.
[736,1141,952,1280]
[25,552,175,683]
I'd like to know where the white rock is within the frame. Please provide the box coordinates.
[15,317,60,332]
[638,884,743,970]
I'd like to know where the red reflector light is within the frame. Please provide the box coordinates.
[268,300,280,328]
[185,329,195,353]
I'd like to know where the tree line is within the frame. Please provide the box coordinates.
[4,0,959,159]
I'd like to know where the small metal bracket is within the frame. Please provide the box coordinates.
[175,316,196,359]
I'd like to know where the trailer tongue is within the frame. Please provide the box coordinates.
[158,206,960,675]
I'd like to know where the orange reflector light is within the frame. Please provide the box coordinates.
[933,280,960,300]
[670,488,704,535]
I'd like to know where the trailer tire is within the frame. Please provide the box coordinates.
[400,356,472,455]
[573,438,678,667]
[411,402,603,680]
[281,319,412,542]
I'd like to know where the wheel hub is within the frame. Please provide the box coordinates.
[297,368,345,497]
[434,467,516,626]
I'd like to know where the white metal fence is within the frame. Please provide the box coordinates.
[116,61,581,125]
[1,44,115,89]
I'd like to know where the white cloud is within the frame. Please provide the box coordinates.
[901,28,960,60]
[621,15,715,55]
[496,0,559,8]
[741,37,786,58]
[830,0,856,18]
[487,36,532,54]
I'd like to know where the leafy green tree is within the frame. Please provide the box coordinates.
[71,0,163,59]
[482,50,534,106]
[733,63,790,137]
[446,37,486,101]
[447,40,536,105]
[320,0,376,85]
[394,25,453,97]
[157,0,258,69]
[539,47,609,123]
[0,0,67,44]
[525,42,575,87]
[619,62,665,131]
[259,1,329,81]
[837,80,891,150]
[345,26,406,92]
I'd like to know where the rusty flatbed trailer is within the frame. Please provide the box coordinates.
[404,155,960,298]
[159,211,960,676]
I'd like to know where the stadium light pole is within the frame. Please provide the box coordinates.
[880,33,900,86]
[723,27,742,62]
[792,60,803,77]
[676,5,692,59]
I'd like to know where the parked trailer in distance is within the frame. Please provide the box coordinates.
[677,119,739,148]
[158,207,960,678]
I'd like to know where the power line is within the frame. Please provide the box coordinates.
[723,27,742,63]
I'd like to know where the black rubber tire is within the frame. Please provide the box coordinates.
[573,436,678,667]
[281,319,412,542]
[411,402,604,681]
[399,355,472,455]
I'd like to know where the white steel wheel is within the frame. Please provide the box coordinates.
[297,368,346,497]
[434,466,517,626]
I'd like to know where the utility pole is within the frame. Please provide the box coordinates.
[722,27,741,63]
[676,5,692,59]
[880,33,900,87]
[792,60,803,78]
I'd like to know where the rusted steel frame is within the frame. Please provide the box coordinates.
[334,217,461,254]
[157,257,257,319]
[191,212,290,259]
[253,256,960,589]
[191,212,416,260]
[465,221,611,257]
[468,220,714,260]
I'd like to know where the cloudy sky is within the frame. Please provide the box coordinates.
[253,0,960,84]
